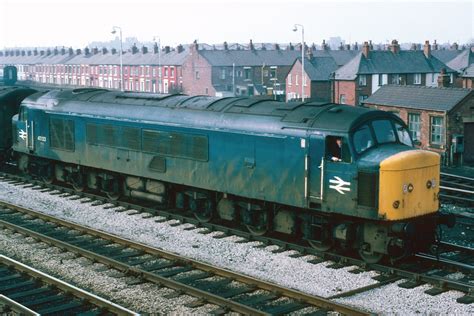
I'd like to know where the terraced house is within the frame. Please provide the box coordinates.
[333,40,458,105]
[0,43,187,93]
[181,40,300,99]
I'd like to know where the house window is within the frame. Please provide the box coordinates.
[414,73,421,84]
[164,67,168,77]
[152,68,156,76]
[288,74,292,85]
[391,74,400,84]
[450,73,454,83]
[195,71,200,80]
[220,68,226,79]
[408,113,421,141]
[430,116,444,145]
[270,67,277,79]
[358,75,367,86]
[358,95,367,105]
[295,74,299,86]
[263,70,269,77]
[339,94,346,104]
[170,68,175,77]
[244,68,251,80]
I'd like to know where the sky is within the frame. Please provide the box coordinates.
[0,0,472,49]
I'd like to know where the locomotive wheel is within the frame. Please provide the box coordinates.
[358,249,384,263]
[40,164,54,184]
[192,199,214,223]
[245,224,268,236]
[308,239,333,252]
[71,172,85,192]
[106,191,121,201]
[72,183,85,192]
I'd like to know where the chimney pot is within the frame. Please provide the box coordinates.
[249,39,255,50]
[153,42,159,54]
[390,39,400,54]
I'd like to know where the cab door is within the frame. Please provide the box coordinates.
[308,134,324,203]
[322,136,357,214]
[15,107,35,152]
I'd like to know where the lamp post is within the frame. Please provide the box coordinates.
[293,24,305,102]
[153,36,161,93]
[111,26,124,91]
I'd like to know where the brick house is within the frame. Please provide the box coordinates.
[333,40,457,106]
[363,84,474,165]
[0,44,188,94]
[286,47,358,102]
[181,41,300,99]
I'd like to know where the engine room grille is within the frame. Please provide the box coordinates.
[357,172,377,208]
[49,118,75,151]
[143,130,208,161]
[86,123,141,151]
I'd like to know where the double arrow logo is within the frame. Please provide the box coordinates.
[329,176,351,195]
[19,129,27,141]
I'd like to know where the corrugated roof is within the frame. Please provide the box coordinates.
[335,50,455,80]
[363,84,472,112]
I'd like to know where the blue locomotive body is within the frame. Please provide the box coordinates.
[11,88,446,262]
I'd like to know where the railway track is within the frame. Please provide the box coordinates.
[0,199,368,315]
[0,254,138,315]
[440,172,474,207]
[0,171,472,308]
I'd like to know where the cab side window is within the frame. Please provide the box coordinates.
[19,107,28,121]
[326,136,351,163]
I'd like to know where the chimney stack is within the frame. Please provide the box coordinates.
[141,46,148,54]
[288,42,294,51]
[102,47,108,54]
[164,46,170,53]
[410,43,417,50]
[423,40,431,58]
[21,50,25,56]
[345,44,351,50]
[46,49,51,56]
[390,39,400,54]
[362,41,370,58]
[274,43,280,50]
[131,44,138,54]
[111,48,117,54]
[307,47,313,60]
[27,50,32,56]
[437,68,451,88]
[61,47,66,55]
[40,50,45,56]
[339,42,344,50]
[369,40,373,50]
[177,44,184,53]
[76,49,82,55]
[93,47,99,54]
[224,41,228,50]
[451,42,459,50]
[433,40,439,50]
[84,47,90,55]
[249,39,255,50]
[34,49,38,56]
[322,39,329,50]
[53,47,58,55]
[353,42,359,50]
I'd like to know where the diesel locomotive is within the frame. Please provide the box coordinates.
[6,87,452,263]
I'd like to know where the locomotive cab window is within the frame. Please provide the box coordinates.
[326,136,351,163]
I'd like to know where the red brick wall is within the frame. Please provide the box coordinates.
[334,80,356,105]
[181,46,215,96]
[286,60,310,101]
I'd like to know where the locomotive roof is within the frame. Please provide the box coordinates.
[22,89,399,136]
[0,86,37,104]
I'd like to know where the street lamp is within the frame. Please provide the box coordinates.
[111,26,124,91]
[293,24,305,102]
[153,36,161,93]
